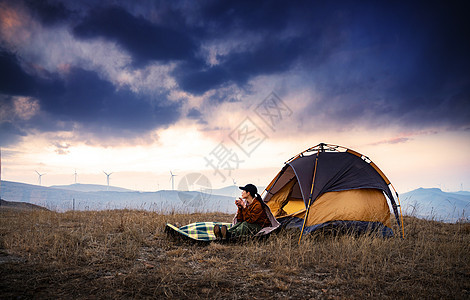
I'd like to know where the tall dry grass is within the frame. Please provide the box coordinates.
[1,209,469,299]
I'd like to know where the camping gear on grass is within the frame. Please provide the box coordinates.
[165,222,232,242]
[262,143,404,240]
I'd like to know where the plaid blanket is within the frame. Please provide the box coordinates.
[165,222,232,241]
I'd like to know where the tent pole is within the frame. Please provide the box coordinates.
[262,165,288,199]
[397,194,405,238]
[391,183,405,238]
[298,154,319,245]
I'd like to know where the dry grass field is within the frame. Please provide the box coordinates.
[1,208,469,299]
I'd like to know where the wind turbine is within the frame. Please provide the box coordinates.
[35,170,45,186]
[103,171,113,191]
[169,171,177,190]
[232,178,237,197]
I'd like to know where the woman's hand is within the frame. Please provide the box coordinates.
[235,198,245,209]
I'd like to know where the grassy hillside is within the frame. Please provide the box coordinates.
[0,199,50,211]
[0,209,469,299]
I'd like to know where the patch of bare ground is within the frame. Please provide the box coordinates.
[1,209,469,299]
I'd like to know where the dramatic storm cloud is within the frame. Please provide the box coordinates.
[0,48,181,145]
[0,0,469,148]
[73,5,196,66]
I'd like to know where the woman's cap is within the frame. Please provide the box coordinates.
[239,184,258,196]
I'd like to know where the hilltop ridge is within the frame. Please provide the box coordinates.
[1,180,469,222]
[50,183,133,192]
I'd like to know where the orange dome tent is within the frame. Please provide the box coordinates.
[262,143,404,242]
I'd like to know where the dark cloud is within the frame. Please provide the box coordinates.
[199,0,327,37]
[0,49,182,145]
[38,67,182,133]
[299,1,470,129]
[174,37,308,95]
[66,1,343,95]
[72,5,196,66]
[200,0,290,35]
[186,108,202,119]
[0,49,65,98]
[186,107,207,125]
[0,50,36,96]
[52,141,71,155]
[196,1,469,129]
[24,0,72,25]
[1,0,469,148]
[206,87,245,104]
[0,122,27,147]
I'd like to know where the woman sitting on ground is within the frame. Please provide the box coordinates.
[214,184,272,240]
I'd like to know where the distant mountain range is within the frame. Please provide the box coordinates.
[0,181,236,213]
[47,183,264,200]
[1,181,468,222]
[399,188,470,222]
[453,191,470,196]
[50,183,132,192]
[211,185,266,198]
